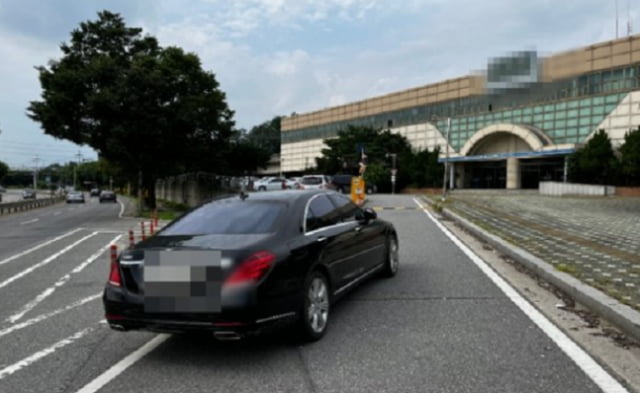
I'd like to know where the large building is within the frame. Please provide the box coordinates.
[280,34,640,189]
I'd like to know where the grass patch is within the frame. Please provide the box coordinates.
[555,263,578,275]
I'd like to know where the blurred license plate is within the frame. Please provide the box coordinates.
[143,250,222,313]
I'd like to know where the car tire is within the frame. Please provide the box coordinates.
[258,186,266,191]
[298,270,330,342]
[381,236,399,277]
[337,186,344,194]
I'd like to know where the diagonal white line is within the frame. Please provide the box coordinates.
[74,334,170,393]
[6,235,122,323]
[0,326,95,380]
[0,228,83,267]
[413,198,629,393]
[0,293,102,339]
[0,232,99,290]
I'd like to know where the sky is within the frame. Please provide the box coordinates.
[0,0,637,169]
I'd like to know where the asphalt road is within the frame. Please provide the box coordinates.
[0,193,627,393]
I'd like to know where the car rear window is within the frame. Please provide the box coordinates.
[161,201,286,235]
[302,176,323,185]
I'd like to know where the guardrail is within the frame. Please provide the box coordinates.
[0,196,65,216]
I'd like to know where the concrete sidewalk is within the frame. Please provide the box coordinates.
[428,193,640,311]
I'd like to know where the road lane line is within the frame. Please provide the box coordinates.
[0,326,95,380]
[20,218,39,225]
[74,334,170,393]
[53,211,62,216]
[0,228,83,267]
[6,235,122,323]
[117,199,124,218]
[412,198,629,393]
[0,293,101,339]
[0,232,99,291]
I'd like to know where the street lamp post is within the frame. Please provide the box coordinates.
[386,153,397,195]
[441,117,451,201]
[430,116,451,201]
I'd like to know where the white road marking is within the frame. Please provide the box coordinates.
[74,334,170,393]
[117,199,125,218]
[412,198,629,393]
[0,232,99,291]
[20,218,39,225]
[0,293,101,339]
[0,228,83,267]
[0,326,95,380]
[6,235,122,323]
[53,211,62,216]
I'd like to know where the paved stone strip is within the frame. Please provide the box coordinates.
[443,194,640,311]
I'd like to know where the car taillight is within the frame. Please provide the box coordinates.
[282,180,286,189]
[224,251,275,286]
[108,259,122,287]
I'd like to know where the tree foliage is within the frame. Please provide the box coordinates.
[27,11,235,207]
[0,160,8,182]
[568,129,619,185]
[619,126,640,185]
[315,125,442,191]
[245,116,281,156]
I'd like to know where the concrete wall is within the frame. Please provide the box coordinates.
[155,174,243,207]
[539,181,616,196]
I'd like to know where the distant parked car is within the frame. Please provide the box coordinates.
[330,174,353,194]
[90,188,101,197]
[254,177,287,191]
[99,190,117,203]
[330,174,377,194]
[285,178,301,189]
[299,175,331,190]
[22,189,37,199]
[0,185,6,193]
[66,191,85,203]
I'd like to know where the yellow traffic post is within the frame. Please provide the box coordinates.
[350,176,366,206]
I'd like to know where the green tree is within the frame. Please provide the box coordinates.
[619,126,640,185]
[405,147,443,188]
[315,125,416,191]
[0,160,8,183]
[246,116,281,156]
[27,11,235,208]
[568,129,619,185]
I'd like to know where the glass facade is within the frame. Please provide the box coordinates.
[282,65,640,150]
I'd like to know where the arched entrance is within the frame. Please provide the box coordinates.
[456,124,549,189]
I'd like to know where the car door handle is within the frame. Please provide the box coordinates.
[316,236,327,243]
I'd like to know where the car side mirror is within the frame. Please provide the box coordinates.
[363,207,377,221]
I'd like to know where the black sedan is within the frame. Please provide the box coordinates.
[103,190,399,341]
[99,190,117,203]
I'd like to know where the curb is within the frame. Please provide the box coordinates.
[421,196,640,343]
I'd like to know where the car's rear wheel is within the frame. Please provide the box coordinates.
[258,186,266,191]
[299,270,330,341]
[381,236,399,277]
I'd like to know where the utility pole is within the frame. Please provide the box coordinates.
[73,151,83,190]
[32,156,41,190]
[386,153,397,195]
[138,170,143,215]
[441,117,451,201]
